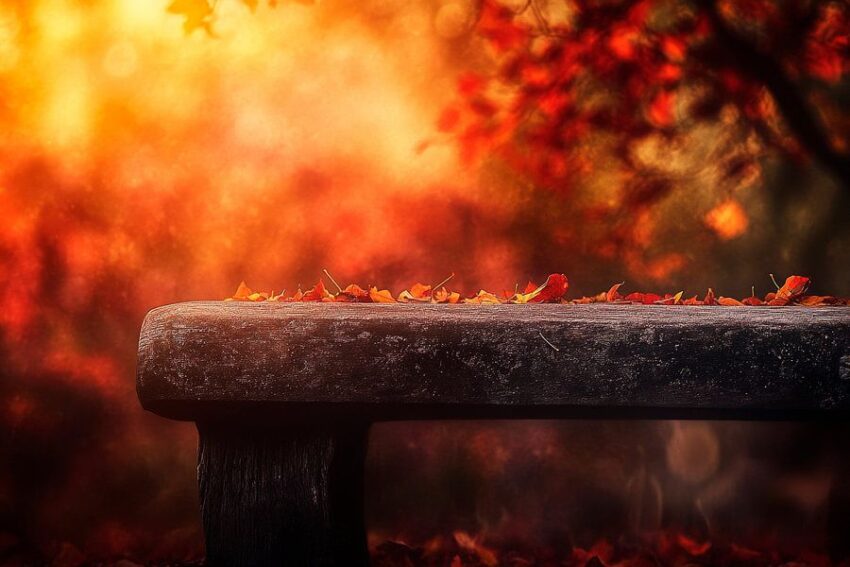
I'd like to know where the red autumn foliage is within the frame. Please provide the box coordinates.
[442,0,850,174]
[230,273,849,307]
[433,0,850,270]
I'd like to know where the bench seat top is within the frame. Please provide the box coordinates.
[136,302,850,421]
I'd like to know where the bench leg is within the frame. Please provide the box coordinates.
[196,422,371,567]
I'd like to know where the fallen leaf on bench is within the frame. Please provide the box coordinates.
[369,287,396,303]
[799,295,837,306]
[464,290,502,304]
[775,275,810,300]
[434,287,461,303]
[232,281,252,300]
[398,283,432,302]
[302,279,331,301]
[335,284,369,302]
[606,282,624,302]
[514,273,568,303]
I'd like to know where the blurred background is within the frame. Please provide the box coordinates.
[0,0,848,564]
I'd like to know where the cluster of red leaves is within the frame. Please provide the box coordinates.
[371,530,840,567]
[433,0,850,269]
[228,274,848,307]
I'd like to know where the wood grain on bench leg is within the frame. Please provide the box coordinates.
[197,421,370,567]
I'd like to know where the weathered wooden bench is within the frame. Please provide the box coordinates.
[136,302,850,566]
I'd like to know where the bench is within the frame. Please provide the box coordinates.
[136,302,850,566]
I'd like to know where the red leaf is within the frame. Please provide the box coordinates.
[514,274,568,303]
[302,279,330,301]
[336,284,369,302]
[528,273,569,303]
[625,292,663,304]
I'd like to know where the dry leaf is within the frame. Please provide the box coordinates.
[369,287,396,303]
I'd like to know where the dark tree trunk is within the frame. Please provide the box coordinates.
[197,421,371,567]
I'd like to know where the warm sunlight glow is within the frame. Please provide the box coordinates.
[705,199,749,240]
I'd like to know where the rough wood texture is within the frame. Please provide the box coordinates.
[137,302,850,421]
[197,422,370,566]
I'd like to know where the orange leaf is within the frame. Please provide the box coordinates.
[232,281,252,300]
[624,292,662,304]
[434,287,460,304]
[464,290,502,304]
[775,275,810,300]
[718,296,744,306]
[703,288,717,305]
[799,295,836,306]
[336,284,369,302]
[283,289,304,302]
[369,287,396,303]
[398,282,432,302]
[606,282,624,302]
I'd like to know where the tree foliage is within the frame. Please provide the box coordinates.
[438,0,850,260]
